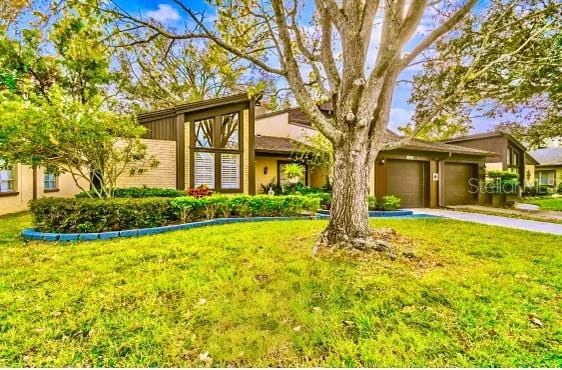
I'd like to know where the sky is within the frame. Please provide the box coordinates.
[114,0,498,134]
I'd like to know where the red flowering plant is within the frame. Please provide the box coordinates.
[188,184,214,198]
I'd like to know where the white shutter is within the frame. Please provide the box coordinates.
[194,152,215,189]
[221,153,240,189]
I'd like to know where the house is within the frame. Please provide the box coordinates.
[0,93,495,215]
[0,162,87,215]
[529,147,562,190]
[442,131,539,187]
[118,93,494,208]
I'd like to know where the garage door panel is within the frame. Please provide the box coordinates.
[386,160,429,208]
[444,163,478,205]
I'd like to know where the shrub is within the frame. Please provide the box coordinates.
[187,184,214,198]
[378,195,401,211]
[305,192,331,209]
[486,170,520,194]
[76,187,186,198]
[30,197,176,233]
[171,195,320,222]
[368,196,377,210]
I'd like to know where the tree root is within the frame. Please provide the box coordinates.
[313,227,401,259]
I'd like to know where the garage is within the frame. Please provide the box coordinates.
[443,162,478,205]
[385,159,429,208]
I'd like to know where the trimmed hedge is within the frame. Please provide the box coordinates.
[31,197,176,233]
[76,187,186,199]
[171,195,320,223]
[306,193,401,211]
[31,195,320,233]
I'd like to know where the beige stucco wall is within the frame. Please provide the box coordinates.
[255,155,328,193]
[255,156,283,193]
[116,139,176,189]
[485,162,503,173]
[255,113,317,143]
[1,165,86,215]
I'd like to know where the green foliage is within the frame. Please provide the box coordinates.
[0,3,156,197]
[282,163,305,180]
[378,195,401,211]
[76,187,186,199]
[368,196,377,210]
[403,0,561,143]
[30,197,176,233]
[1,213,561,366]
[171,195,320,223]
[525,197,562,211]
[486,171,520,195]
[292,133,334,186]
[305,192,332,209]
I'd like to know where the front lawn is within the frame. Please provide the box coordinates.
[526,197,562,211]
[1,213,560,367]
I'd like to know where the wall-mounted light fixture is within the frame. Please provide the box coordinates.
[264,166,268,175]
[379,159,385,165]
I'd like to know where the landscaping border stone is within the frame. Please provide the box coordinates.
[21,211,429,242]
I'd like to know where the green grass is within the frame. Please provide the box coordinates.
[1,213,561,367]
[526,197,562,211]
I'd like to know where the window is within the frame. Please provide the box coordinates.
[44,172,58,191]
[194,152,215,189]
[0,160,15,193]
[507,147,519,166]
[537,170,556,187]
[191,111,242,192]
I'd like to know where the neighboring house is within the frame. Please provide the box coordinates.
[443,131,539,187]
[529,147,562,189]
[119,94,494,208]
[0,161,87,215]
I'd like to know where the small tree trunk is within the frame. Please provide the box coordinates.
[320,139,374,249]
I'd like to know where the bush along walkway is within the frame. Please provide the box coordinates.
[416,208,562,236]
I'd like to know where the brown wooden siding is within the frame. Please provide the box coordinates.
[142,117,177,141]
[447,137,506,163]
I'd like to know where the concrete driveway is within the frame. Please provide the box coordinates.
[412,208,562,236]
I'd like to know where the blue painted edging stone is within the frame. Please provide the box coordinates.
[99,231,120,240]
[79,233,99,241]
[317,209,414,217]
[21,214,337,242]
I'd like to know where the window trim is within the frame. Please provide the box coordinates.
[0,161,16,195]
[43,172,60,192]
[537,170,556,187]
[189,106,244,193]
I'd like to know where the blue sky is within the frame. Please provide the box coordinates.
[115,0,497,133]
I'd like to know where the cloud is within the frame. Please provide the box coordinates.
[146,4,180,23]
[388,107,413,131]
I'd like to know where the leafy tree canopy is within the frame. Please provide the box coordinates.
[401,0,561,144]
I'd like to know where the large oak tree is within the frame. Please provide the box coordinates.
[105,0,479,249]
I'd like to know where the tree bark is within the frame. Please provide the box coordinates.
[320,137,375,249]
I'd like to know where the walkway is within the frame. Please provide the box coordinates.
[413,208,562,236]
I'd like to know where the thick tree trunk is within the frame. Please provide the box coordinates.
[320,139,376,249]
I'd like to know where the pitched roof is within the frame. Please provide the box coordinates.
[254,135,305,154]
[255,133,493,157]
[529,147,562,166]
[443,130,528,152]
